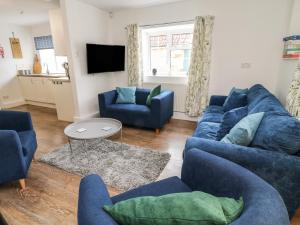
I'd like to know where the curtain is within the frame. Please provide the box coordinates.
[126,24,140,86]
[185,16,215,117]
[286,64,300,119]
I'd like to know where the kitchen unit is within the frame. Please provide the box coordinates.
[18,75,74,122]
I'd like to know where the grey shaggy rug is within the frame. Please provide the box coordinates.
[40,139,171,191]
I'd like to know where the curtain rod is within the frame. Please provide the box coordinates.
[125,19,195,29]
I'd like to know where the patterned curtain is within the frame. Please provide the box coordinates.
[185,16,215,117]
[126,24,140,86]
[286,64,300,119]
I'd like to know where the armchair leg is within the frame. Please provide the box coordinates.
[155,129,160,134]
[19,179,26,189]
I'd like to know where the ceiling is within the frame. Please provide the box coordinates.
[79,0,186,11]
[0,0,59,26]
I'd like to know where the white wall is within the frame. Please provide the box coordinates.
[61,0,121,120]
[276,0,300,104]
[29,22,52,54]
[0,23,33,108]
[110,0,292,97]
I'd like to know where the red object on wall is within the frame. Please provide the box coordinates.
[0,46,4,58]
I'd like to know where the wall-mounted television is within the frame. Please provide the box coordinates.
[86,44,125,74]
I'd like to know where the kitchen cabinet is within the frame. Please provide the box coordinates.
[49,8,67,56]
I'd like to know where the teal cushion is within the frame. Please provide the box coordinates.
[146,85,161,106]
[223,87,248,107]
[103,191,243,225]
[221,112,265,146]
[116,87,136,104]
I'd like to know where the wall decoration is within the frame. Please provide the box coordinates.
[0,45,4,58]
[283,35,300,59]
[9,32,23,58]
[33,54,42,74]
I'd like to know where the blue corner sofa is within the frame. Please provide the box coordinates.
[184,84,300,217]
[98,88,174,132]
[78,149,289,225]
[0,110,37,189]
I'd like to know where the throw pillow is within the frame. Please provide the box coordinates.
[103,191,244,225]
[146,85,161,106]
[116,87,136,104]
[223,91,247,112]
[221,112,265,146]
[217,106,248,140]
[223,87,248,107]
[251,112,300,155]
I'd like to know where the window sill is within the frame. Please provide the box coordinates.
[143,74,188,85]
[144,74,187,78]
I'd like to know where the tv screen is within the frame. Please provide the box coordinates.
[86,44,125,74]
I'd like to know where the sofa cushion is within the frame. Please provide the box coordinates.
[199,112,223,123]
[112,176,191,204]
[247,84,272,111]
[116,87,136,104]
[136,88,150,105]
[223,87,248,107]
[205,105,224,114]
[146,85,161,106]
[251,112,300,155]
[193,122,220,140]
[18,130,36,156]
[248,95,288,114]
[223,91,247,112]
[221,112,265,146]
[107,104,151,116]
[217,106,248,140]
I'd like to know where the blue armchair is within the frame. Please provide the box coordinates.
[77,149,289,225]
[98,88,174,133]
[0,110,37,189]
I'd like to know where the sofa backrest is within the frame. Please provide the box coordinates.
[135,88,151,105]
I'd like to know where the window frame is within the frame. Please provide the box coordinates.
[141,23,194,78]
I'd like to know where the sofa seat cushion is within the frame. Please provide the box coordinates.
[112,176,191,204]
[205,105,224,114]
[107,104,151,116]
[193,122,220,140]
[199,112,223,123]
[248,95,288,114]
[251,112,300,155]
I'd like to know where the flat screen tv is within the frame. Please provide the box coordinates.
[86,44,125,74]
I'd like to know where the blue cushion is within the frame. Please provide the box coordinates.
[223,87,248,107]
[193,122,220,140]
[251,112,300,155]
[116,87,136,104]
[112,176,192,204]
[199,112,223,123]
[135,88,150,105]
[217,106,248,140]
[223,91,247,112]
[247,84,271,111]
[205,105,224,114]
[248,95,288,114]
[221,112,265,146]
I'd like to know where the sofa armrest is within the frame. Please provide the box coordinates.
[181,149,289,225]
[0,111,33,131]
[78,174,118,225]
[151,91,174,128]
[209,95,227,106]
[0,130,27,183]
[184,137,300,216]
[98,90,117,116]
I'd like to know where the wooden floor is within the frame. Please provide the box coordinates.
[0,105,196,225]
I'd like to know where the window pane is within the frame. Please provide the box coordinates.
[150,35,167,47]
[172,33,193,46]
[171,49,191,74]
[39,49,57,73]
[150,47,169,74]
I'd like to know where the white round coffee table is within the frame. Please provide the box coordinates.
[64,118,122,153]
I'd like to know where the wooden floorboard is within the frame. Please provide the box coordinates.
[0,105,196,225]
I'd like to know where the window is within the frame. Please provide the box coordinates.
[34,35,67,74]
[141,23,194,77]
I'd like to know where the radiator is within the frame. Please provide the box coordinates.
[143,83,187,112]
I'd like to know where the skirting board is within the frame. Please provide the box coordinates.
[1,99,26,109]
[73,111,100,122]
[173,111,198,122]
[25,100,56,109]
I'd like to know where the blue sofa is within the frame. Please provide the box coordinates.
[78,149,289,225]
[0,110,37,189]
[98,88,174,132]
[184,84,300,217]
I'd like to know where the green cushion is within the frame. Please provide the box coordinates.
[221,112,265,146]
[116,87,136,104]
[146,85,161,106]
[103,191,244,225]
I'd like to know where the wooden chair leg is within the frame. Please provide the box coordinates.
[155,129,160,134]
[19,179,26,189]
